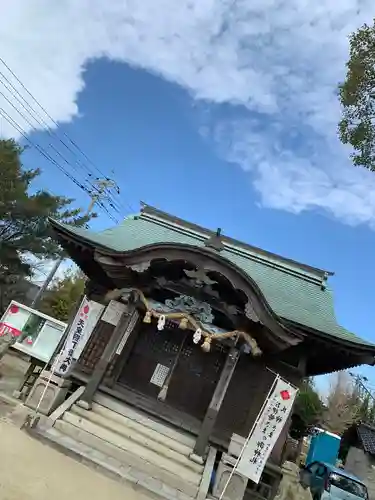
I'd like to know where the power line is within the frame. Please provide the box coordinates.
[0,106,89,194]
[0,57,133,218]
[349,372,375,404]
[0,105,121,228]
[0,56,107,180]
[0,79,120,222]
[0,88,85,183]
[0,68,92,179]
[31,176,119,308]
[0,72,103,200]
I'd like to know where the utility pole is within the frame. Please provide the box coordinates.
[349,372,374,401]
[31,177,119,309]
[349,372,375,424]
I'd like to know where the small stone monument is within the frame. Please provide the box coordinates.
[25,370,71,416]
[212,434,248,500]
[274,462,313,500]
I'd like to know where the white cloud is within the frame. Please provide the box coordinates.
[1,0,375,225]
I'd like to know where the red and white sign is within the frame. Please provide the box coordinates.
[236,377,298,484]
[0,304,22,338]
[0,322,22,338]
[53,297,104,376]
[0,301,67,362]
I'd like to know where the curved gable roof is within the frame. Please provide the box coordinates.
[49,206,374,349]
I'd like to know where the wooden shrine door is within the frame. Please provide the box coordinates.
[117,322,227,421]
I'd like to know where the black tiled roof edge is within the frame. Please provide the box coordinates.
[357,423,375,455]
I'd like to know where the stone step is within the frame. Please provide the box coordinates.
[69,405,202,473]
[43,425,194,500]
[93,392,196,448]
[57,414,201,497]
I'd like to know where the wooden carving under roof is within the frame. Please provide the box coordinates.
[93,243,304,352]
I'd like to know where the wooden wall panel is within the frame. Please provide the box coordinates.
[214,356,300,465]
[75,321,114,374]
[214,358,275,437]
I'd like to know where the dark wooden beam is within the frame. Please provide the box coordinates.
[104,315,141,387]
[297,354,307,377]
[78,304,138,409]
[192,346,240,460]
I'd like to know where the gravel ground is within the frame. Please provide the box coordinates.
[0,352,29,417]
[0,351,29,395]
[0,353,152,500]
[0,420,152,500]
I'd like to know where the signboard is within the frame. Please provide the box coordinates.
[0,301,67,362]
[237,378,297,484]
[150,364,169,387]
[53,297,104,376]
[101,300,127,326]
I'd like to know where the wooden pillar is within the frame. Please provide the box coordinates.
[78,303,138,409]
[103,309,140,386]
[192,346,240,460]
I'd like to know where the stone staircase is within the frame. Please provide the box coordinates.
[39,393,216,500]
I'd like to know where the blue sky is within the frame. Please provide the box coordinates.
[2,0,375,391]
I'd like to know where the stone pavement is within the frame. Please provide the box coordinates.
[0,352,28,417]
[0,353,156,500]
[0,419,156,500]
[0,351,29,395]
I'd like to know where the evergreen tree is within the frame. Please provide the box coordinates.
[290,378,324,440]
[0,139,91,313]
[339,19,375,171]
[367,399,375,424]
[0,139,93,361]
[40,269,85,322]
[359,393,371,422]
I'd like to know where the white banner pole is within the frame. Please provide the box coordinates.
[218,374,280,500]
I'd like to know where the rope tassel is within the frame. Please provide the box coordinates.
[143,311,152,323]
[201,337,212,352]
[179,317,189,329]
[157,315,166,331]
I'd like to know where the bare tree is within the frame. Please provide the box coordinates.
[323,372,360,435]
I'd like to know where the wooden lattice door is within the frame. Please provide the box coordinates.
[117,322,227,421]
[166,336,227,420]
[118,322,184,399]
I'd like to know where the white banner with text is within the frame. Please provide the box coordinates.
[237,377,297,484]
[53,297,104,376]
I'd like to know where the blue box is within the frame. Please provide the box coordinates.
[306,428,341,467]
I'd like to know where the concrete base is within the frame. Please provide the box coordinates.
[25,371,71,416]
[76,399,92,410]
[189,453,205,465]
[212,454,247,500]
[228,434,246,458]
[12,390,22,400]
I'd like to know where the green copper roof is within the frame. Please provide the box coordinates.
[51,207,374,348]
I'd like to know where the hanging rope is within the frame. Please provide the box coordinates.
[135,289,262,356]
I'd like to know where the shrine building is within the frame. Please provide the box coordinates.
[33,203,375,500]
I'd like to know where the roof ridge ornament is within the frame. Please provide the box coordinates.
[321,272,329,290]
[204,227,225,252]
